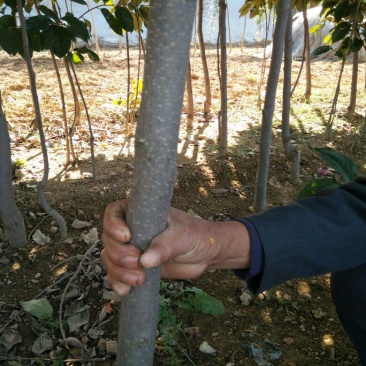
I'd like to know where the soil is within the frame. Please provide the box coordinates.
[0,45,365,366]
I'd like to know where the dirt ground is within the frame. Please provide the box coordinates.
[0,45,365,366]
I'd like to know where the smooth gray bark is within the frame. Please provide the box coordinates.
[254,0,290,212]
[17,0,67,237]
[117,1,196,365]
[0,97,27,248]
[282,6,300,184]
[198,0,212,113]
[218,0,228,158]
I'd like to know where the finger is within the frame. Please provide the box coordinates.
[108,279,132,297]
[101,249,146,286]
[101,238,141,267]
[103,200,131,242]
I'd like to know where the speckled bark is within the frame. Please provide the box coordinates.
[0,99,27,248]
[116,1,196,365]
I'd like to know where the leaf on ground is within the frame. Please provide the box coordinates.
[268,176,282,188]
[0,329,22,350]
[32,332,53,355]
[83,227,99,245]
[32,229,50,245]
[20,298,53,320]
[71,219,91,229]
[67,305,90,333]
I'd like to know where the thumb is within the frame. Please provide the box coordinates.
[140,239,172,269]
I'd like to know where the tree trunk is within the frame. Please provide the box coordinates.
[198,0,212,113]
[17,0,67,238]
[218,0,227,158]
[254,0,290,212]
[186,61,194,130]
[302,1,311,101]
[116,1,196,365]
[282,5,300,184]
[325,57,346,140]
[0,95,27,248]
[345,48,359,118]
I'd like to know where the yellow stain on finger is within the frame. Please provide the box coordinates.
[209,237,215,245]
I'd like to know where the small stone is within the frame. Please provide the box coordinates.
[283,337,294,345]
[199,341,216,355]
[0,257,10,265]
[82,172,93,179]
[63,237,73,244]
[49,227,58,234]
[94,214,101,221]
[34,273,41,279]
[106,340,117,355]
[240,291,252,306]
[77,210,84,216]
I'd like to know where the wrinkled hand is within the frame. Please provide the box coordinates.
[101,200,250,296]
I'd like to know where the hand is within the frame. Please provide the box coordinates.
[101,200,251,296]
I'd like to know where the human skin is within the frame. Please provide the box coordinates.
[101,200,251,296]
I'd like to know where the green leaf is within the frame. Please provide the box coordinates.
[72,51,84,64]
[0,15,16,29]
[115,6,134,32]
[87,49,99,62]
[298,178,340,199]
[39,5,59,22]
[26,15,52,32]
[313,147,357,182]
[28,31,44,52]
[4,0,17,10]
[42,25,72,58]
[334,0,351,23]
[100,8,122,35]
[62,12,90,42]
[0,28,22,56]
[332,22,351,43]
[175,288,225,315]
[311,45,332,57]
[70,0,87,4]
[350,38,363,52]
[20,298,53,320]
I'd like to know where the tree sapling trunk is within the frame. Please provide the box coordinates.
[254,0,290,212]
[116,1,196,365]
[0,94,27,248]
[282,4,300,184]
[198,0,212,114]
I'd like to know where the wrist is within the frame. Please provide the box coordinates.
[207,220,251,270]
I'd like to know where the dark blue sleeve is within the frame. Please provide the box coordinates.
[233,219,264,293]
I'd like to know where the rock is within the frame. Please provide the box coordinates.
[240,290,252,306]
[199,341,216,355]
[0,257,10,265]
[106,340,117,355]
[49,226,58,234]
[283,337,294,345]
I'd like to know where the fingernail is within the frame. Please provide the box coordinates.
[114,283,129,297]
[123,256,139,267]
[114,229,127,242]
[140,251,159,268]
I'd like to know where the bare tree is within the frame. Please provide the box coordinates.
[282,5,300,184]
[254,0,290,212]
[116,0,196,364]
[198,0,212,113]
[0,94,27,248]
[17,0,67,237]
[218,0,227,158]
[302,1,311,101]
[186,61,194,130]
